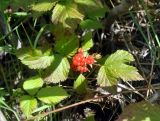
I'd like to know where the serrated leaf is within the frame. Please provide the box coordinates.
[52,1,84,29]
[23,76,44,96]
[97,50,143,87]
[20,95,37,118]
[37,86,69,104]
[74,74,87,94]
[55,34,79,57]
[80,19,103,29]
[81,32,94,51]
[117,101,160,121]
[31,2,56,12]
[43,54,70,83]
[16,47,54,69]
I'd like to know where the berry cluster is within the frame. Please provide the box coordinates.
[71,48,95,73]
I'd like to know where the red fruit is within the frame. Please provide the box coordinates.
[71,48,95,73]
[77,66,88,73]
[71,63,77,71]
[72,53,85,66]
[86,56,94,65]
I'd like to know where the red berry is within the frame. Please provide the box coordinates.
[77,66,88,73]
[86,56,94,65]
[71,63,77,71]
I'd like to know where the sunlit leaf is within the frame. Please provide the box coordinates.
[43,54,70,83]
[54,34,79,57]
[81,32,94,51]
[51,1,84,29]
[37,86,69,104]
[16,47,54,69]
[74,0,102,7]
[97,50,143,87]
[23,76,44,96]
[74,74,87,94]
[117,101,160,121]
[20,95,37,118]
[31,1,57,12]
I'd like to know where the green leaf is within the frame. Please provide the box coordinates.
[75,0,106,18]
[81,32,94,51]
[11,0,57,11]
[20,95,37,118]
[31,1,56,12]
[11,0,36,11]
[54,34,79,57]
[117,101,160,121]
[97,50,143,87]
[74,0,102,7]
[37,86,69,104]
[23,76,44,96]
[74,74,87,94]
[43,54,70,83]
[51,1,84,29]
[80,19,103,29]
[0,0,10,11]
[16,47,54,69]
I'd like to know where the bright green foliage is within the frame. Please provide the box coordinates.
[16,47,54,69]
[43,54,70,83]
[80,19,103,29]
[37,86,69,104]
[74,0,102,8]
[51,1,84,28]
[97,50,143,86]
[23,76,43,96]
[54,34,79,57]
[74,74,87,94]
[81,32,94,51]
[20,95,37,118]
[117,101,160,121]
[31,1,56,12]
[10,0,57,11]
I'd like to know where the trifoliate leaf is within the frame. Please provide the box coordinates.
[74,74,87,94]
[81,32,94,51]
[37,86,69,104]
[20,95,37,118]
[80,19,103,29]
[97,50,143,87]
[23,76,44,96]
[55,34,79,57]
[117,101,160,121]
[51,1,84,29]
[16,47,54,69]
[43,54,70,83]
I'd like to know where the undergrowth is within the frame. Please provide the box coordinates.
[0,0,160,121]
